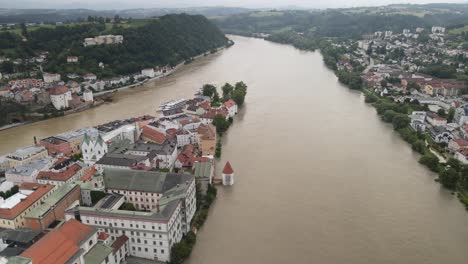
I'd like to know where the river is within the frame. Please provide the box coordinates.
[1,36,468,263]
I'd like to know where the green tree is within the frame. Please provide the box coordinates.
[212,114,230,134]
[382,110,396,123]
[221,83,234,101]
[392,114,410,130]
[447,108,455,123]
[419,153,440,172]
[439,168,459,190]
[437,108,447,118]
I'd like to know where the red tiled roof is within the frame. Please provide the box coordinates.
[141,126,167,144]
[198,101,211,111]
[0,183,54,220]
[224,99,236,108]
[223,161,234,174]
[201,108,228,120]
[22,219,95,264]
[111,235,129,253]
[81,166,97,181]
[98,232,109,240]
[452,138,468,147]
[37,163,82,182]
[49,85,70,95]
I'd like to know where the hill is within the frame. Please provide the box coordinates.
[0,14,228,78]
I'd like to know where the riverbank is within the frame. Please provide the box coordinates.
[0,43,232,132]
[262,35,468,210]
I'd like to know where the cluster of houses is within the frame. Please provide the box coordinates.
[0,91,239,263]
[83,35,124,47]
[334,26,468,165]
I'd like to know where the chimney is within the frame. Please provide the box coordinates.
[33,136,37,145]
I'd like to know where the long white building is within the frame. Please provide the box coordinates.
[65,168,196,262]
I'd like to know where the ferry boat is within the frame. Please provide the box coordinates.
[159,98,187,111]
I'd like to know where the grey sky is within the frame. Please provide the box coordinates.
[0,0,466,9]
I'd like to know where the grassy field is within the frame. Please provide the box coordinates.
[449,25,468,35]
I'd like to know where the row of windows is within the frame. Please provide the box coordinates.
[85,219,164,230]
[131,246,165,254]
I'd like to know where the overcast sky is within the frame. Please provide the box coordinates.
[0,0,466,10]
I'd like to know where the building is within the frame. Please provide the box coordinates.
[0,183,55,229]
[197,124,217,156]
[5,157,54,184]
[39,136,73,156]
[101,168,195,214]
[448,138,468,153]
[141,68,155,78]
[426,112,447,127]
[65,168,196,262]
[82,134,108,166]
[126,140,178,169]
[141,125,167,144]
[455,149,468,164]
[222,161,234,186]
[24,183,81,231]
[0,229,43,258]
[36,163,85,187]
[83,89,93,102]
[83,35,124,47]
[95,153,149,170]
[454,107,468,126]
[21,219,128,264]
[55,128,99,155]
[49,85,72,110]
[42,73,61,83]
[223,99,238,118]
[193,161,213,193]
[83,73,97,82]
[432,26,446,34]
[6,146,48,169]
[67,56,78,63]
[410,111,427,131]
[429,126,454,144]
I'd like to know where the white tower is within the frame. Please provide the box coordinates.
[222,161,234,186]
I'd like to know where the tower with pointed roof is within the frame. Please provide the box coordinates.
[222,161,234,186]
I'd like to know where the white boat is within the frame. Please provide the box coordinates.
[159,98,187,111]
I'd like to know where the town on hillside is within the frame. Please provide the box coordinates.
[0,82,247,263]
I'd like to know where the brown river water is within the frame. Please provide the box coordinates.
[1,36,468,264]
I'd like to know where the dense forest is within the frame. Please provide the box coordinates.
[1,14,228,78]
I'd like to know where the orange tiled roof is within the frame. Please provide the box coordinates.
[197,124,216,140]
[37,164,82,182]
[81,166,97,181]
[223,161,234,174]
[49,85,69,95]
[22,219,95,264]
[141,126,167,144]
[224,99,236,108]
[0,183,54,220]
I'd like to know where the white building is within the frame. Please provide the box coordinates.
[83,89,94,102]
[223,99,238,118]
[42,72,61,83]
[141,68,155,78]
[84,35,124,47]
[222,161,234,186]
[65,168,196,262]
[5,157,54,184]
[67,56,78,63]
[49,85,72,110]
[82,134,108,166]
[432,26,446,34]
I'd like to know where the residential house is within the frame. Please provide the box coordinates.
[223,99,238,118]
[448,138,468,153]
[429,126,454,143]
[410,111,427,131]
[49,85,72,110]
[42,73,61,83]
[426,112,447,127]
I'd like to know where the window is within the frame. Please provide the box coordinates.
[138,247,141,251]
[89,240,93,246]
[159,242,163,246]
[161,249,165,254]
